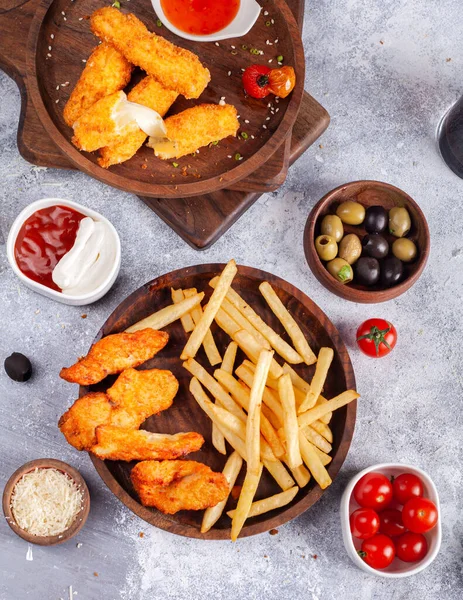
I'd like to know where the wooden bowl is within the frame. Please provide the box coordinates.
[2,458,90,546]
[304,181,430,303]
[84,263,357,539]
[26,0,305,198]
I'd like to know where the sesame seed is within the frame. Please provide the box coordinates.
[49,46,52,51]
[227,155,232,158]
[241,68,245,72]
[63,16,67,20]
[47,53,52,57]
[271,19,274,24]
[78,17,83,20]
[56,85,60,90]
[277,62,282,66]
[274,39,279,43]
[266,117,270,121]
[268,59,273,63]
[220,96,225,100]
[55,99,59,103]
[244,119,250,124]
[275,108,279,112]
[264,10,269,15]
[231,45,235,49]
[228,71,231,76]
[61,11,65,15]
[50,34,54,39]
[251,135,255,139]
[215,42,220,46]
[263,124,267,129]
[219,99,225,105]
[82,59,86,63]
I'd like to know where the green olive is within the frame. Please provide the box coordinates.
[315,235,338,261]
[338,233,362,265]
[320,215,344,242]
[336,201,365,225]
[327,258,353,284]
[392,238,417,262]
[389,207,411,238]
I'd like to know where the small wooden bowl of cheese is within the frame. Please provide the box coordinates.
[2,458,90,546]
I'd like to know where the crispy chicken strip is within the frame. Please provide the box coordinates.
[58,392,113,451]
[91,7,210,99]
[131,460,229,514]
[98,76,178,168]
[63,42,133,127]
[92,427,204,461]
[60,329,169,386]
[108,368,179,428]
[147,104,239,160]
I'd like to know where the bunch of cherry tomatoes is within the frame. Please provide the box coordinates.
[350,471,438,569]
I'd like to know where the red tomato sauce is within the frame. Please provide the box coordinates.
[14,205,85,292]
[161,0,240,35]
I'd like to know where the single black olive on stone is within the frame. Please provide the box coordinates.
[362,233,389,259]
[4,353,32,382]
[364,205,388,233]
[354,257,380,286]
[380,257,404,288]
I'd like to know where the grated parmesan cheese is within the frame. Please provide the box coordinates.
[10,468,83,536]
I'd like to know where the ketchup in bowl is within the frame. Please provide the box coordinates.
[160,0,240,36]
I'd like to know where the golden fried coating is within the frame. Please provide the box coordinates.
[131,460,229,514]
[63,42,133,127]
[108,368,179,428]
[92,427,204,461]
[98,76,178,168]
[147,104,239,160]
[91,7,210,99]
[58,392,113,451]
[60,329,169,386]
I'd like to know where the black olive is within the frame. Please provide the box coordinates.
[362,234,389,259]
[354,257,380,286]
[4,352,32,382]
[380,257,404,288]
[364,205,388,233]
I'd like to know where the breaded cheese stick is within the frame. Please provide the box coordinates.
[98,76,178,168]
[63,42,133,127]
[147,104,239,160]
[91,7,210,99]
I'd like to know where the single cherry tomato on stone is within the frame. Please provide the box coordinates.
[359,534,396,569]
[353,472,393,511]
[379,509,406,537]
[392,473,424,505]
[242,64,272,98]
[350,508,380,539]
[402,497,438,534]
[268,66,296,98]
[356,318,397,358]
[395,532,428,562]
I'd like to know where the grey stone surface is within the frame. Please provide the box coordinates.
[1,1,462,598]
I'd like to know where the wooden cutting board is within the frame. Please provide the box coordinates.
[0,0,329,248]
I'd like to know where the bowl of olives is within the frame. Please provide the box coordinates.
[304,181,430,303]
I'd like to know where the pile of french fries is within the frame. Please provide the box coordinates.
[127,260,359,541]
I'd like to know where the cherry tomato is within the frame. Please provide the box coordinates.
[350,508,380,539]
[268,66,296,98]
[353,472,393,511]
[242,64,271,99]
[392,473,424,505]
[356,318,397,358]
[395,532,428,562]
[359,534,396,569]
[379,509,406,537]
[402,497,438,533]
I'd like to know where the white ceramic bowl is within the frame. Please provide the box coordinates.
[151,0,261,42]
[340,463,441,578]
[7,198,121,306]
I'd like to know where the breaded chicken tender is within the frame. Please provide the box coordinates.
[63,42,133,127]
[131,460,229,514]
[60,329,169,386]
[147,104,239,160]
[98,76,178,168]
[108,368,179,428]
[58,392,113,451]
[91,7,210,99]
[92,427,204,461]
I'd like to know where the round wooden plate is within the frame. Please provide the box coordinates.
[83,264,356,539]
[26,0,305,198]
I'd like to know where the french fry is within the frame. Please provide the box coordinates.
[231,463,263,541]
[310,420,333,444]
[181,260,237,360]
[261,403,282,431]
[235,364,284,425]
[201,451,243,533]
[234,330,283,379]
[171,288,195,333]
[298,433,332,489]
[288,463,311,487]
[209,277,303,364]
[126,292,204,332]
[313,445,332,466]
[221,341,238,374]
[183,288,222,366]
[212,423,227,454]
[214,307,241,338]
[242,360,280,391]
[299,348,334,413]
[298,390,359,428]
[221,297,271,349]
[316,395,332,424]
[282,363,311,394]
[263,459,296,490]
[278,374,302,469]
[227,486,298,519]
[259,281,317,365]
[302,425,332,454]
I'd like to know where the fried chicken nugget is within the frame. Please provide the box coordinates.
[98,76,178,168]
[58,392,113,451]
[91,7,210,99]
[147,104,239,160]
[131,460,229,514]
[60,329,169,386]
[108,368,179,428]
[92,427,204,461]
[63,42,133,127]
